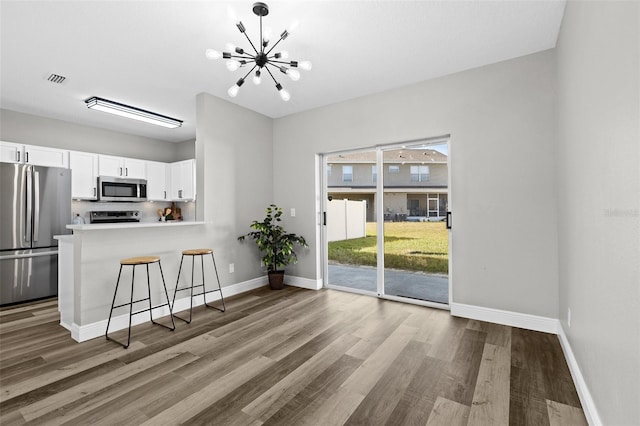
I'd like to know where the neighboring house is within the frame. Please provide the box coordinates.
[327,148,448,222]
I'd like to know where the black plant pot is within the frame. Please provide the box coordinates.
[268,270,285,290]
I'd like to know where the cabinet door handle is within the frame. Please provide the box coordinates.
[17,151,20,162]
[93,187,97,197]
[163,190,166,199]
[119,167,123,176]
[25,152,29,163]
[178,189,183,199]
[125,168,128,176]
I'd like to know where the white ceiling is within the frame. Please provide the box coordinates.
[0,0,566,143]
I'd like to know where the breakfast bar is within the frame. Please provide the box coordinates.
[56,221,209,342]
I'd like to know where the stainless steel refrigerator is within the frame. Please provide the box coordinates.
[0,163,71,306]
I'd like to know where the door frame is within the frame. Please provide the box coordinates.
[320,135,452,309]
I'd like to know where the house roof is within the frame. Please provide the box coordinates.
[327,149,448,164]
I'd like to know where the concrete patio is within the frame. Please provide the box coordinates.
[327,264,449,304]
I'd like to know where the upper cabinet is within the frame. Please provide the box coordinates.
[69,151,99,200]
[1,141,196,203]
[0,142,68,168]
[0,142,21,163]
[98,155,146,179]
[146,161,169,201]
[170,159,195,201]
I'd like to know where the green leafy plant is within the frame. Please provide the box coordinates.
[238,204,308,272]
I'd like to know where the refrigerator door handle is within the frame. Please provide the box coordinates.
[25,169,32,243]
[33,171,40,242]
[0,250,58,260]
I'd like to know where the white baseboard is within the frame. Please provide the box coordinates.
[450,302,559,334]
[72,276,268,342]
[450,302,601,425]
[285,275,322,290]
[557,325,602,426]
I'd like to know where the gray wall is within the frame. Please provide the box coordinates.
[175,138,196,161]
[273,49,559,318]
[0,108,189,162]
[195,93,273,285]
[556,2,640,424]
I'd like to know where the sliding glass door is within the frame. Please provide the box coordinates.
[323,138,451,307]
[382,143,449,304]
[324,148,378,295]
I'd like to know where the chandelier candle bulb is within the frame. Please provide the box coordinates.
[288,20,299,33]
[226,60,241,71]
[288,69,300,81]
[253,70,262,85]
[299,60,312,71]
[205,49,222,60]
[228,85,240,98]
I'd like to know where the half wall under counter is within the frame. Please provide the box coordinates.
[56,221,209,342]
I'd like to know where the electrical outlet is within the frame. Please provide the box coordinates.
[291,208,296,217]
[229,263,234,274]
[567,308,571,327]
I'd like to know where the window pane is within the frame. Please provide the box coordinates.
[343,165,353,182]
[410,165,419,182]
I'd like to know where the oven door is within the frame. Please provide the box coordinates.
[97,177,147,202]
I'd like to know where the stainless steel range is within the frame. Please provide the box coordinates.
[89,210,141,224]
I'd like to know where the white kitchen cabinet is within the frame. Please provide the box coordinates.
[98,155,146,179]
[0,141,22,163]
[0,141,68,168]
[69,151,99,199]
[146,161,169,201]
[170,159,195,201]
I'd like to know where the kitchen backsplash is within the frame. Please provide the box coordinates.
[71,200,196,224]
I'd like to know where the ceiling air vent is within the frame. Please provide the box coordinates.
[47,74,66,84]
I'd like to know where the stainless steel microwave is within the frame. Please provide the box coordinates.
[97,176,147,202]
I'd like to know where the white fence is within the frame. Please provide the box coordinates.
[327,199,367,242]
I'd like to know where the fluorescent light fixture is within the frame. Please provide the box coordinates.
[84,97,183,129]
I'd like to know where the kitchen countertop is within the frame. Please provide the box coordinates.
[66,221,206,231]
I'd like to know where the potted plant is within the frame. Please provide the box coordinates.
[238,204,308,290]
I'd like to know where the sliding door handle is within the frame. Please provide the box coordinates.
[446,212,452,229]
[323,212,327,226]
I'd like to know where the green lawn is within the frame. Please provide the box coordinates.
[328,221,449,274]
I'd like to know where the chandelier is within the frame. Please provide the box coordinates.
[205,2,312,102]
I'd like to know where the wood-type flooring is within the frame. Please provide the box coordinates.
[0,286,587,425]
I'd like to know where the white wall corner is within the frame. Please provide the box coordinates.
[285,275,323,290]
[557,325,603,426]
[449,302,559,334]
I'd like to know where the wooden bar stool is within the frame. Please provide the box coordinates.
[171,248,225,324]
[105,256,175,349]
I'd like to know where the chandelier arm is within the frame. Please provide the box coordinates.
[242,31,260,55]
[268,60,297,66]
[265,35,286,56]
[242,64,259,81]
[229,54,255,60]
[263,64,281,85]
